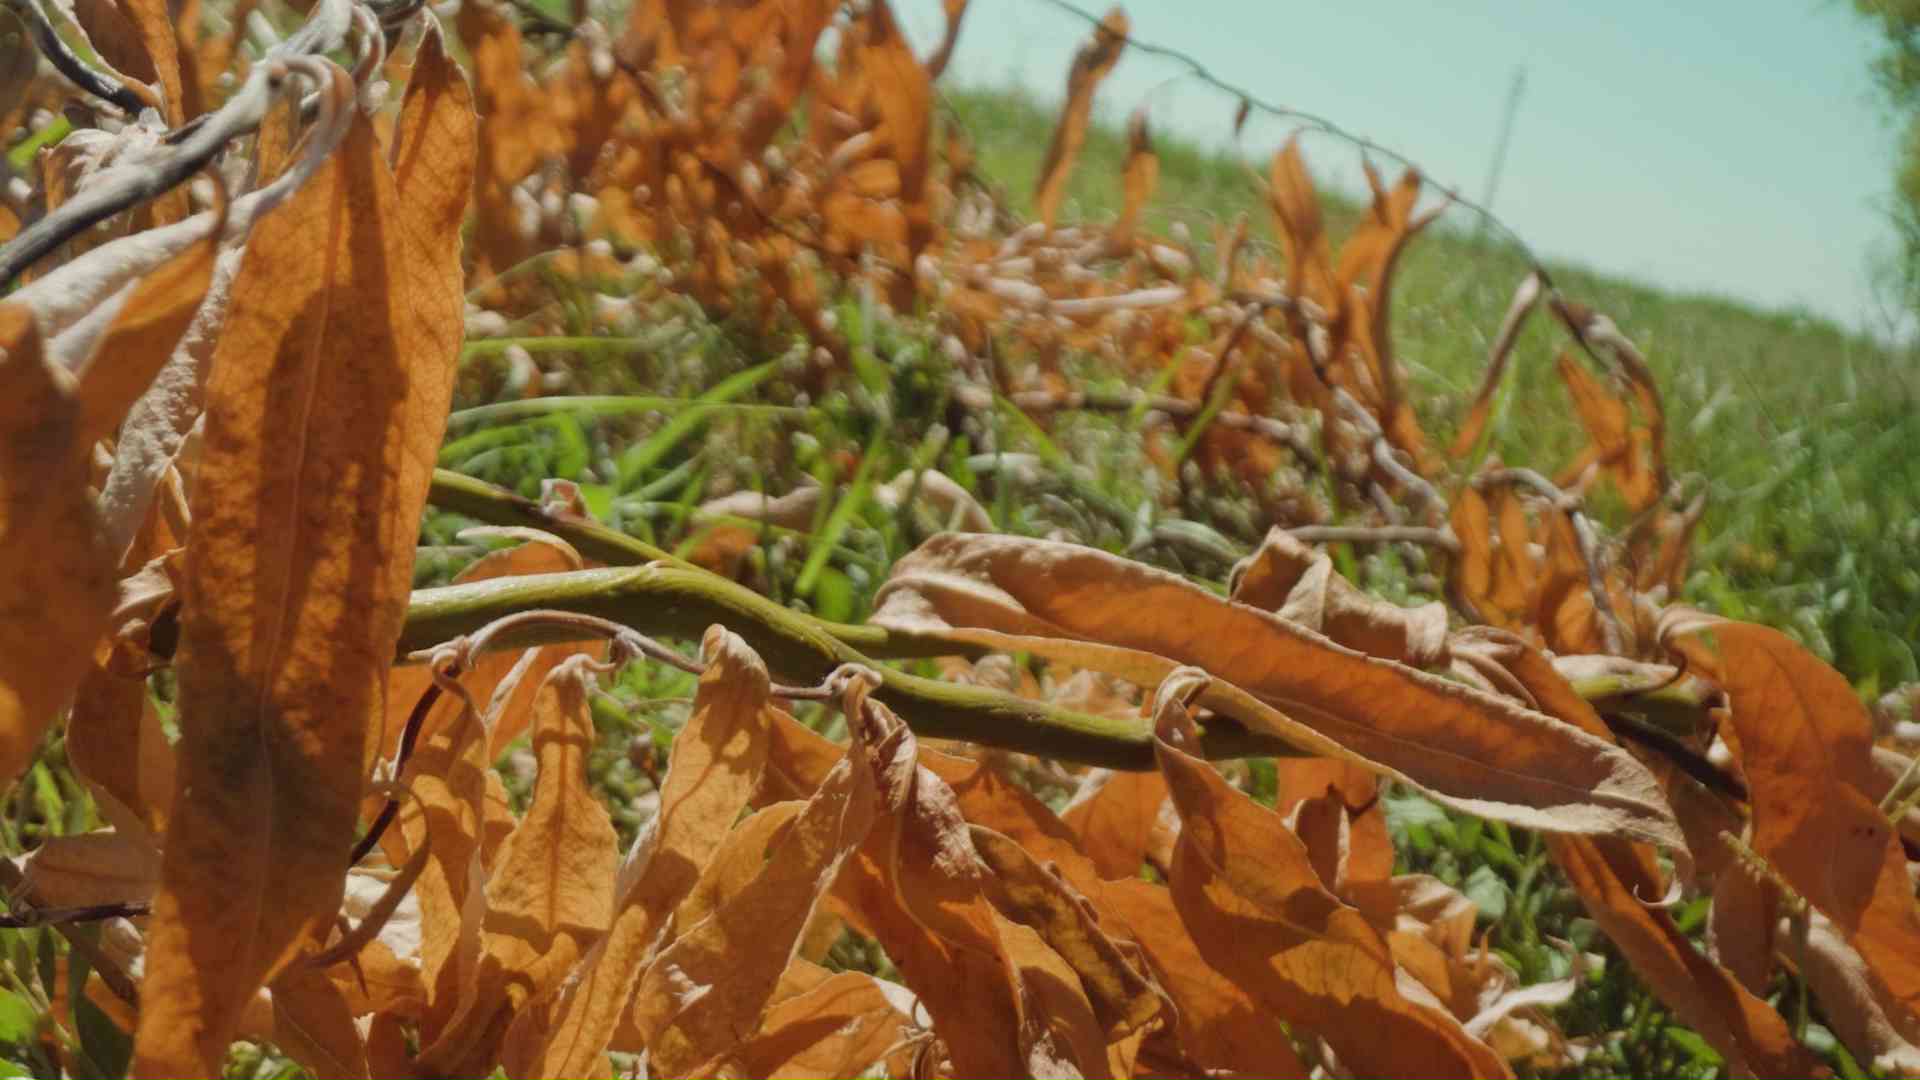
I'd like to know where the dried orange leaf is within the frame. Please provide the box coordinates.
[459,0,555,274]
[1267,138,1337,304]
[1034,7,1128,227]
[1460,628,1823,1077]
[15,803,158,909]
[417,658,618,1076]
[72,0,184,124]
[1110,106,1157,248]
[502,625,778,1078]
[669,800,807,938]
[1231,527,1448,666]
[69,219,219,446]
[391,680,493,1038]
[629,691,881,1077]
[873,533,1686,854]
[1450,272,1542,457]
[381,533,586,764]
[919,749,1109,895]
[1150,669,1509,1078]
[0,310,113,789]
[969,825,1167,1040]
[1666,613,1920,1017]
[418,653,614,1068]
[1796,911,1920,1075]
[325,862,429,1019]
[830,692,1110,1077]
[923,0,969,78]
[1549,834,1822,1077]
[133,74,472,1074]
[269,964,371,1080]
[1061,768,1169,881]
[697,967,920,1079]
[854,0,935,272]
[390,22,479,263]
[4,211,210,745]
[1096,878,1307,1078]
[1556,352,1630,465]
[66,662,177,837]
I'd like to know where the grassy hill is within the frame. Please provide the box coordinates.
[948,85,1920,694]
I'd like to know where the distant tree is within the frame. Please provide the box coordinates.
[1854,0,1920,312]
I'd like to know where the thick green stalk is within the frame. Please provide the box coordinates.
[428,468,907,655]
[401,564,1291,767]
[421,469,1715,769]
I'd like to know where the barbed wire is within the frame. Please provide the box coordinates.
[1023,0,1561,290]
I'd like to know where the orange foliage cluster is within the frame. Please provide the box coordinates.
[1,0,1918,1078]
[442,0,1701,651]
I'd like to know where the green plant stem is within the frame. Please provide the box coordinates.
[431,467,680,565]
[400,564,1295,768]
[795,427,883,597]
[446,395,803,428]
[421,469,1722,769]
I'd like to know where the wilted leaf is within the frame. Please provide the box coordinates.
[416,657,618,1076]
[1549,834,1822,1077]
[1450,485,1497,616]
[1794,911,1920,1075]
[875,467,995,534]
[627,682,881,1077]
[1450,272,1542,457]
[1709,858,1777,995]
[1061,768,1168,881]
[61,217,220,440]
[1489,482,1542,631]
[1096,878,1307,1078]
[269,964,370,1080]
[1460,627,1824,1077]
[969,825,1168,1041]
[381,532,586,764]
[502,625,778,1078]
[1556,352,1630,472]
[1666,613,1920,1018]
[1034,7,1128,227]
[917,749,1105,891]
[851,0,936,277]
[323,861,429,1020]
[390,22,478,260]
[37,213,222,588]
[133,70,474,1075]
[1149,668,1510,1078]
[922,0,969,78]
[14,794,159,909]
[71,0,184,124]
[66,660,177,837]
[0,310,113,790]
[829,687,1112,1078]
[669,800,807,939]
[391,678,502,1042]
[873,533,1687,854]
[1568,309,1668,511]
[695,967,921,1079]
[1267,138,1337,305]
[1110,107,1157,249]
[1231,527,1449,666]
[459,0,556,275]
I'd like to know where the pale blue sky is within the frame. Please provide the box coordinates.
[898,1,1897,334]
